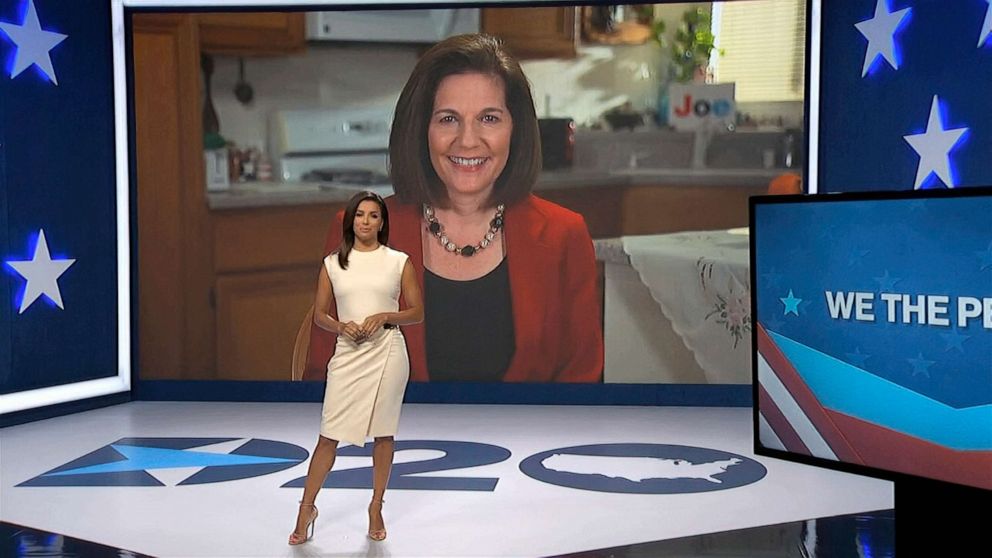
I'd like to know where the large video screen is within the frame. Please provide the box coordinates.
[751,188,992,490]
[131,1,806,388]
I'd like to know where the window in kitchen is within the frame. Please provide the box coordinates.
[711,0,807,102]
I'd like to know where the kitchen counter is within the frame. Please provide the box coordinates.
[615,167,787,187]
[534,169,626,189]
[206,168,788,210]
[207,181,380,210]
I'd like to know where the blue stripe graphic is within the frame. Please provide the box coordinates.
[768,331,992,451]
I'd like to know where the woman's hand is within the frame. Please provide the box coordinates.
[359,313,390,339]
[339,321,366,344]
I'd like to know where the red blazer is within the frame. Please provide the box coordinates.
[303,194,604,382]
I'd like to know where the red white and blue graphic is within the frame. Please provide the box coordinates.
[818,0,992,192]
[752,194,992,490]
[0,0,119,397]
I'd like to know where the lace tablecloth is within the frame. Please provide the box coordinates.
[597,229,752,383]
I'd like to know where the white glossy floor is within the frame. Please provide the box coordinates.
[0,402,893,557]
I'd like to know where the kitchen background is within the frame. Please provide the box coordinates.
[132,1,806,383]
[206,2,805,169]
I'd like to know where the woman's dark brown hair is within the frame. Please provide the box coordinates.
[389,33,541,207]
[337,191,389,270]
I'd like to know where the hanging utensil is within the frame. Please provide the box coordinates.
[234,57,254,106]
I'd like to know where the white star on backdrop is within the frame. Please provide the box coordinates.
[903,96,968,189]
[980,0,992,48]
[6,230,76,314]
[0,0,67,84]
[854,0,911,77]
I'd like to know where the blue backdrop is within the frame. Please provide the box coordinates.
[1,0,118,395]
[819,0,992,192]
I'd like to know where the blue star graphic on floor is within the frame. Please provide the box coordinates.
[45,444,297,476]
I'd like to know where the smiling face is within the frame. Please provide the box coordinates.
[428,73,513,203]
[352,199,383,245]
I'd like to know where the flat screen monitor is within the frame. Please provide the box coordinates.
[750,187,992,490]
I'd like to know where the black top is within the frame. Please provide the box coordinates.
[424,259,515,382]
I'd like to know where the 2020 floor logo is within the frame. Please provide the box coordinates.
[20,438,766,493]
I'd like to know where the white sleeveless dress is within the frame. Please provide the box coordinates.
[320,245,410,446]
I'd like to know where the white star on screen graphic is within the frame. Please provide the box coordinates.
[854,0,911,77]
[0,0,67,84]
[903,96,968,189]
[981,0,992,48]
[6,230,76,314]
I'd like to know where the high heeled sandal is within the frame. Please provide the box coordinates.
[288,501,319,545]
[367,498,387,541]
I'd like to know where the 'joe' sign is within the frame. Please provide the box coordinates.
[667,83,736,132]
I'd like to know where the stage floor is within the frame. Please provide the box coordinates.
[0,402,893,557]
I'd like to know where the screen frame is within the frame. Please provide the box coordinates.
[805,0,820,194]
[748,185,992,488]
[123,0,764,407]
[0,0,132,416]
[121,0,800,406]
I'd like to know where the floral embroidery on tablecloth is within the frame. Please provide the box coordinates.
[699,258,752,349]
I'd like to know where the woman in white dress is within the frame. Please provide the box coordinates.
[289,191,423,545]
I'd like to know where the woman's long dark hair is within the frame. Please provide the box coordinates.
[389,33,541,208]
[337,191,389,270]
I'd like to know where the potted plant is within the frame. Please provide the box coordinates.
[651,7,722,125]
[652,7,721,83]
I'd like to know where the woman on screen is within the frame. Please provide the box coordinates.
[289,191,423,545]
[306,33,603,383]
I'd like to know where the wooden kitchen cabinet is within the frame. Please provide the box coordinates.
[214,267,317,380]
[539,186,623,239]
[133,14,216,380]
[198,12,306,56]
[482,7,578,59]
[211,203,341,380]
[622,184,763,236]
[134,11,335,380]
[212,204,339,274]
[541,181,761,239]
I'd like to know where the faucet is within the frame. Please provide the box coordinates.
[628,150,652,169]
[691,125,714,169]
